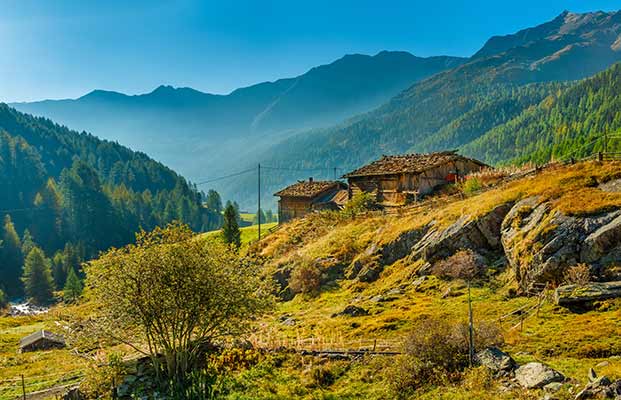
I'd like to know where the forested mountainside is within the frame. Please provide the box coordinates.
[463,63,621,164]
[0,104,219,298]
[224,10,621,209]
[12,52,465,179]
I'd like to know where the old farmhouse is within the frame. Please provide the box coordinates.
[343,151,488,204]
[19,330,66,353]
[275,178,347,223]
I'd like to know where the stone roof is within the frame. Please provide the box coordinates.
[20,330,65,349]
[343,151,487,178]
[274,180,345,198]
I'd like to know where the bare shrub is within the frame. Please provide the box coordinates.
[432,249,485,281]
[385,316,504,397]
[289,261,322,295]
[563,263,592,286]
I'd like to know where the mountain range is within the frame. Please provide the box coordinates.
[10,9,621,209]
[11,52,465,181]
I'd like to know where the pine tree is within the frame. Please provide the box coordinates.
[222,202,241,248]
[21,229,36,256]
[253,209,266,225]
[22,247,55,305]
[63,267,83,302]
[1,215,24,297]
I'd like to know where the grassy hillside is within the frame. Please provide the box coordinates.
[2,161,620,399]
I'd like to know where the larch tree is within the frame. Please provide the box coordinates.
[22,247,55,305]
[63,266,83,302]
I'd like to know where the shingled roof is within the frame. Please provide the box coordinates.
[274,180,345,198]
[342,151,487,178]
[19,330,65,349]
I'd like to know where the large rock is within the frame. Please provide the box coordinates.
[475,347,516,373]
[501,197,621,293]
[514,362,565,389]
[410,202,514,263]
[555,281,621,306]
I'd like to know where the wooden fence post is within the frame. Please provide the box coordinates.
[21,374,26,400]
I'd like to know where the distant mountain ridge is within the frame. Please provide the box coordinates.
[223,9,621,208]
[11,51,466,179]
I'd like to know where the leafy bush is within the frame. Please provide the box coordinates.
[461,177,482,196]
[385,316,503,397]
[342,192,378,218]
[289,261,322,295]
[563,263,592,286]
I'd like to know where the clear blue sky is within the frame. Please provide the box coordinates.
[1,0,619,102]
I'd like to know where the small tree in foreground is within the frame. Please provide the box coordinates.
[84,223,273,388]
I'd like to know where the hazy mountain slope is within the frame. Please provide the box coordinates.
[462,62,621,165]
[11,52,465,179]
[228,10,621,209]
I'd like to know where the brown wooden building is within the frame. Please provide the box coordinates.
[274,179,348,223]
[343,151,488,204]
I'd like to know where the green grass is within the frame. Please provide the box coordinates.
[199,222,278,248]
[240,213,256,223]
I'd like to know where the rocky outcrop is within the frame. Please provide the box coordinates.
[514,362,565,389]
[346,227,427,283]
[555,281,621,307]
[331,305,369,317]
[575,368,621,399]
[501,197,621,293]
[410,202,514,263]
[475,347,516,374]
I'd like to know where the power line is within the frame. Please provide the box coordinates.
[194,168,256,186]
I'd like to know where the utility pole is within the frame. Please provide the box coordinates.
[468,281,474,367]
[258,163,261,241]
[604,132,609,154]
[334,167,337,181]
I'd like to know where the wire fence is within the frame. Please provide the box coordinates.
[0,371,84,400]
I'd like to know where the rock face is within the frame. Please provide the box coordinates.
[475,347,517,373]
[331,305,369,318]
[575,368,621,399]
[555,281,621,306]
[501,197,621,293]
[514,362,565,389]
[410,202,514,263]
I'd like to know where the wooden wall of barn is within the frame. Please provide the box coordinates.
[347,159,484,204]
[278,198,313,223]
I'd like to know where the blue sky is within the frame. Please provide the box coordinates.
[1,0,620,102]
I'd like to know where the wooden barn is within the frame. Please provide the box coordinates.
[19,330,65,353]
[274,178,348,223]
[343,151,488,204]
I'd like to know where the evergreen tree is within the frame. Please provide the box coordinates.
[222,202,241,248]
[52,251,66,288]
[22,247,55,305]
[0,215,23,297]
[265,209,275,223]
[63,267,83,302]
[205,190,223,214]
[253,208,267,225]
[21,229,36,256]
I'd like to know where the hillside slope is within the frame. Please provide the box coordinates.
[0,104,217,297]
[463,62,621,165]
